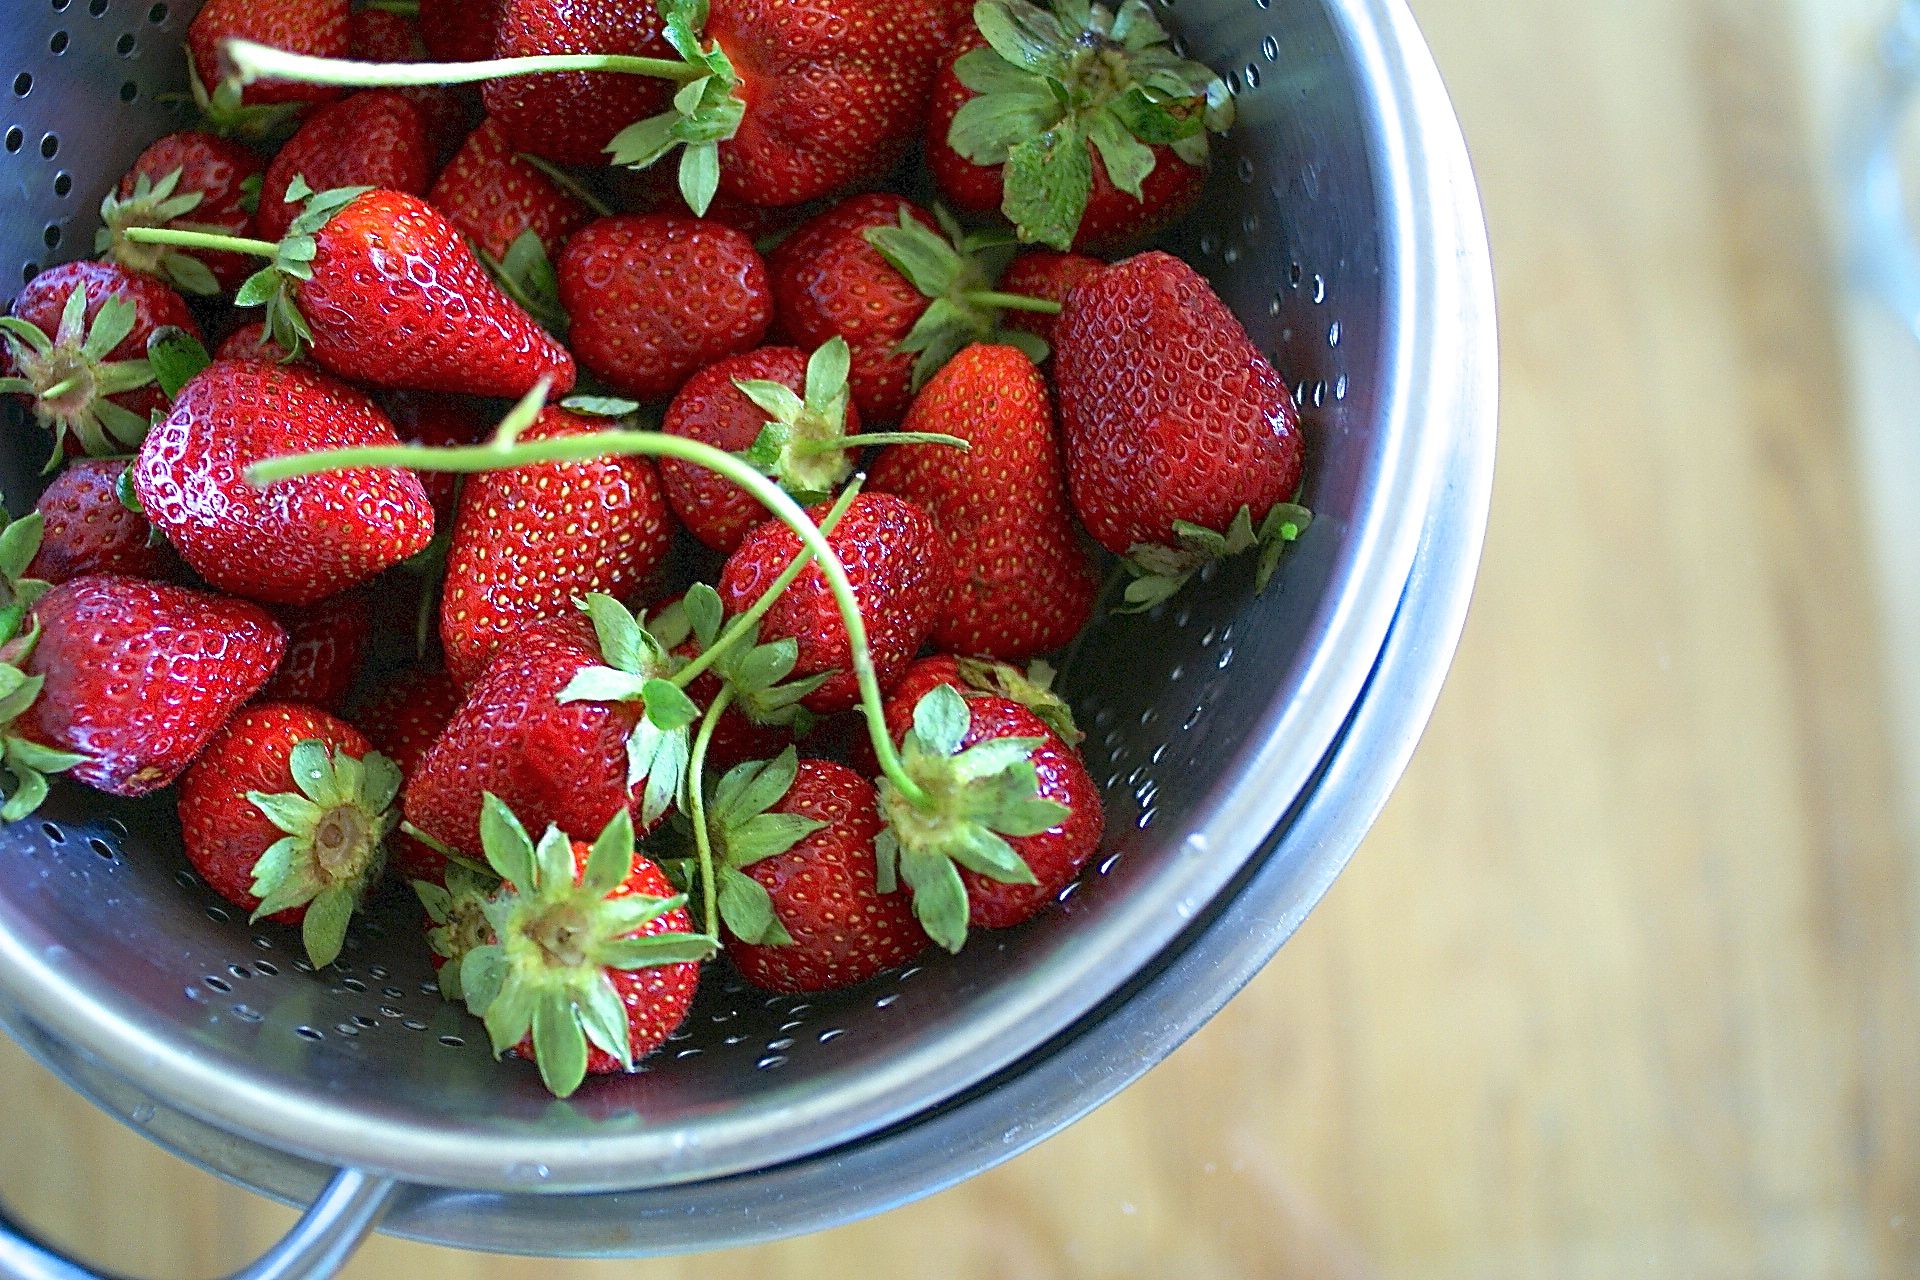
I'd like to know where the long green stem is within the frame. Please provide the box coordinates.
[791,431,970,459]
[122,226,278,258]
[965,290,1063,315]
[36,375,78,401]
[223,38,704,93]
[248,434,931,810]
[687,684,736,939]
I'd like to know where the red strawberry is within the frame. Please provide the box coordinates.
[660,342,864,554]
[558,214,772,401]
[256,92,434,241]
[259,590,372,711]
[1,261,200,461]
[996,251,1105,348]
[883,653,1083,749]
[871,343,1097,659]
[381,391,493,525]
[97,131,266,295]
[177,702,399,967]
[718,492,952,714]
[441,406,674,685]
[132,360,436,606]
[428,117,595,262]
[355,666,465,881]
[459,800,709,1097]
[14,574,286,799]
[876,683,1101,947]
[1054,251,1310,607]
[927,0,1231,251]
[215,321,298,364]
[26,459,178,586]
[186,0,350,114]
[419,0,503,62]
[712,751,928,992]
[483,0,677,167]
[349,8,476,158]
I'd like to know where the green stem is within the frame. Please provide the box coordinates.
[360,0,419,13]
[672,480,863,691]
[964,290,1063,315]
[791,431,970,459]
[222,38,705,92]
[122,226,279,258]
[35,375,79,401]
[687,683,736,939]
[248,434,932,810]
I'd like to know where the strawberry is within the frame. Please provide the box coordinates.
[419,0,503,63]
[995,250,1104,348]
[652,585,832,772]
[259,590,372,711]
[483,0,677,168]
[927,0,1232,251]
[381,391,493,525]
[457,800,712,1097]
[884,653,1083,748]
[132,359,436,606]
[256,92,434,241]
[355,666,465,882]
[428,117,594,262]
[415,860,501,999]
[441,406,675,685]
[870,343,1097,659]
[26,459,178,586]
[710,750,928,992]
[96,131,266,296]
[177,702,399,967]
[767,195,1051,423]
[557,214,772,401]
[0,262,200,462]
[718,492,952,714]
[349,8,477,158]
[1054,251,1310,608]
[215,321,298,364]
[875,683,1100,947]
[186,0,349,128]
[13,574,286,801]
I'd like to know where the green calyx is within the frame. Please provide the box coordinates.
[603,0,746,216]
[245,739,402,969]
[557,593,698,829]
[735,338,858,503]
[458,798,717,1098]
[955,656,1083,746]
[231,176,373,364]
[476,229,569,338]
[656,583,831,731]
[0,284,160,467]
[182,52,306,144]
[874,684,1070,953]
[1119,499,1313,612]
[0,504,79,824]
[414,862,504,1003]
[702,747,823,947]
[95,167,227,297]
[948,0,1235,249]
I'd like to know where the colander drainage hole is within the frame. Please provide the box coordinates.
[204,904,230,923]
[339,976,367,992]
[43,225,62,250]
[231,1004,261,1022]
[227,963,250,979]
[352,1014,376,1029]
[675,1047,701,1059]
[202,975,230,993]
[118,81,137,103]
[254,960,277,975]
[148,2,167,22]
[756,1055,788,1070]
[51,0,71,13]
[39,822,63,844]
[88,0,108,16]
[295,1026,322,1042]
[13,73,31,96]
[817,1028,845,1043]
[115,32,135,56]
[438,1034,464,1047]
[53,172,71,196]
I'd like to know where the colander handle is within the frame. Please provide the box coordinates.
[0,1168,397,1280]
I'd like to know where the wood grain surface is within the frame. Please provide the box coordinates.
[4,0,1917,1276]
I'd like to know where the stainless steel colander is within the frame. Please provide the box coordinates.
[0,0,1495,1272]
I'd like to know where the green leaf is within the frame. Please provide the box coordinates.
[53,285,89,348]
[479,793,538,888]
[82,297,138,362]
[286,737,339,805]
[730,637,798,693]
[679,141,720,217]
[873,827,900,895]
[0,671,44,726]
[160,251,222,298]
[1086,110,1158,200]
[973,0,1067,72]
[247,789,324,837]
[901,845,970,953]
[146,327,210,400]
[946,826,1038,885]
[1108,86,1206,145]
[660,0,711,62]
[629,720,690,828]
[804,336,850,407]
[910,684,971,758]
[864,211,967,300]
[995,795,1072,837]
[561,394,642,418]
[952,44,1045,96]
[3,735,81,776]
[734,378,806,423]
[481,973,537,1057]
[725,813,825,866]
[0,764,48,823]
[532,823,574,893]
[301,884,356,969]
[460,944,507,1014]
[532,995,590,1097]
[713,746,798,825]
[234,266,284,310]
[0,513,43,586]
[717,866,792,945]
[950,735,1046,783]
[683,583,723,651]
[584,809,635,898]
[643,679,700,732]
[597,933,716,969]
[605,113,681,170]
[577,972,633,1066]
[1003,126,1094,251]
[558,664,650,705]
[413,879,453,924]
[948,85,1062,166]
[580,593,652,674]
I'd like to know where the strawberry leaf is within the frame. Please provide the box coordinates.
[1003,127,1093,251]
[643,679,700,732]
[683,584,724,651]
[717,865,792,945]
[900,844,969,953]
[479,792,539,888]
[531,994,589,1097]
[147,326,210,400]
[1085,110,1157,200]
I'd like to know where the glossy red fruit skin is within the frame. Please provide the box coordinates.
[300,190,577,398]
[178,702,373,922]
[558,215,773,401]
[925,46,1208,254]
[17,575,286,797]
[483,0,675,167]
[1054,252,1305,554]
[348,9,476,158]
[718,493,952,714]
[404,616,647,860]
[511,844,701,1076]
[768,195,938,424]
[380,391,493,526]
[441,407,675,686]
[256,93,433,242]
[428,118,594,262]
[258,591,372,711]
[115,132,265,291]
[725,758,929,992]
[215,321,298,364]
[187,0,350,108]
[703,0,948,208]
[997,251,1106,348]
[418,0,502,62]
[883,692,1102,929]
[870,344,1097,659]
[133,360,437,607]
[354,667,464,881]
[27,459,177,585]
[660,346,864,554]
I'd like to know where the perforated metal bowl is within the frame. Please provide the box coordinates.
[0,0,1494,1272]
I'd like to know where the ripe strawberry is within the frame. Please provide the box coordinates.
[429,117,594,262]
[458,800,711,1097]
[215,321,298,363]
[381,391,493,525]
[132,359,436,606]
[557,214,772,400]
[718,492,952,714]
[14,574,286,800]
[259,590,372,711]
[186,0,349,118]
[419,0,503,62]
[876,683,1101,948]
[0,262,200,461]
[996,251,1105,348]
[883,653,1083,748]
[711,750,928,992]
[441,406,674,685]
[1054,251,1310,607]
[484,0,677,167]
[927,0,1232,251]
[355,666,465,882]
[349,8,476,158]
[871,344,1097,659]
[97,131,266,295]
[26,459,178,586]
[416,860,501,999]
[256,92,433,241]
[177,702,399,968]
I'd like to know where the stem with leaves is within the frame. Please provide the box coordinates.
[686,683,736,938]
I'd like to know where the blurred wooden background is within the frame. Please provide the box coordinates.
[5,0,1919,1275]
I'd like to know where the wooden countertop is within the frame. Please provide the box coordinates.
[3,0,1916,1275]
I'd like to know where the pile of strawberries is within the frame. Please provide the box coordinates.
[0,0,1309,1098]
